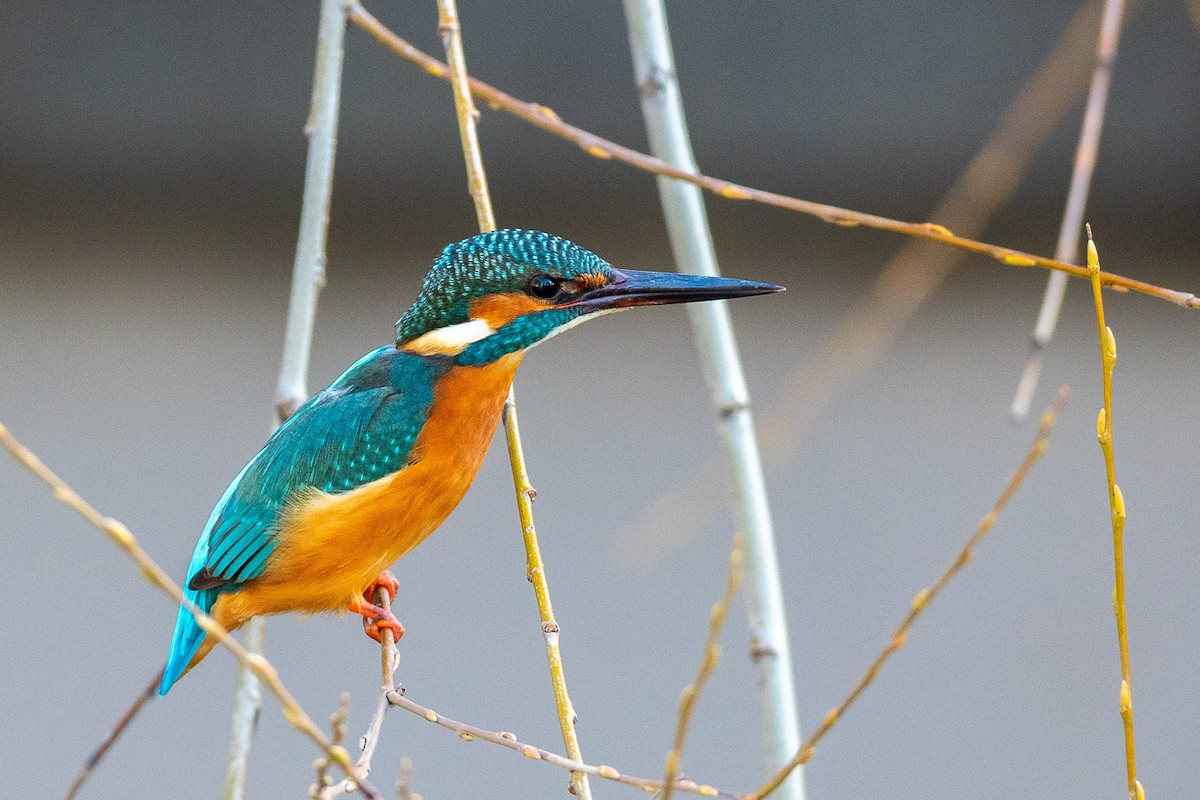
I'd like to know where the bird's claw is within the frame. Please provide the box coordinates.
[364,571,400,604]
[361,610,405,644]
[347,593,406,644]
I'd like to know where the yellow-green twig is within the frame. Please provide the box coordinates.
[0,423,380,800]
[502,390,591,797]
[345,0,1198,311]
[1086,228,1142,800]
[433,1,591,796]
[435,0,495,234]
[750,388,1069,799]
[662,535,745,800]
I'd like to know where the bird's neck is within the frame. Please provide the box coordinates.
[418,351,522,463]
[398,305,578,367]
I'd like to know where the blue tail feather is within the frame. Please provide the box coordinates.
[161,458,256,696]
[160,584,218,695]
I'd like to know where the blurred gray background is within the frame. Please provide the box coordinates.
[2,1,1199,798]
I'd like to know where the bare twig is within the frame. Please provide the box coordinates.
[621,4,804,796]
[0,424,380,800]
[384,689,737,799]
[311,694,352,798]
[1086,228,1142,800]
[345,0,1198,310]
[226,1,348,796]
[63,669,163,800]
[1010,0,1128,421]
[434,1,592,796]
[353,590,399,781]
[275,0,345,420]
[224,615,267,800]
[749,388,1069,799]
[661,535,745,800]
[615,0,1129,568]
[321,587,400,799]
[396,758,421,800]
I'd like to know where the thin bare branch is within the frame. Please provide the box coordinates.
[346,0,1197,310]
[311,694,352,798]
[396,759,421,800]
[615,0,1128,568]
[321,588,400,799]
[384,688,738,799]
[274,0,345,418]
[323,543,746,800]
[63,670,162,800]
[1011,0,1129,421]
[749,388,1069,799]
[0,424,380,800]
[224,615,267,800]
[435,0,496,233]
[621,3,804,795]
[227,0,349,796]
[661,535,745,800]
[1086,228,1142,800]
[501,389,592,798]
[433,0,592,796]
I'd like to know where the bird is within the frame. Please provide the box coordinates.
[160,228,782,694]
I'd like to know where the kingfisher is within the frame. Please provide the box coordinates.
[160,229,782,694]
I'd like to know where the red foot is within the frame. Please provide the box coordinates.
[363,571,400,604]
[346,595,406,643]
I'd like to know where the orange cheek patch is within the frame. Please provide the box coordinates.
[468,292,549,328]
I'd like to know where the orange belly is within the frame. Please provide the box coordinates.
[210,353,522,632]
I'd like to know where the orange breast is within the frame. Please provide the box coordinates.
[214,353,522,628]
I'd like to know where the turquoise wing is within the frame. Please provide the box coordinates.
[160,346,442,694]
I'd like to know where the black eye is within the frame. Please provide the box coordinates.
[528,275,561,299]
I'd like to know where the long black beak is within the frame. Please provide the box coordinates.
[572,268,784,312]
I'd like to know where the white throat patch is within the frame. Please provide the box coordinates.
[402,318,496,356]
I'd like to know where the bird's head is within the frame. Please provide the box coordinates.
[396,229,782,365]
